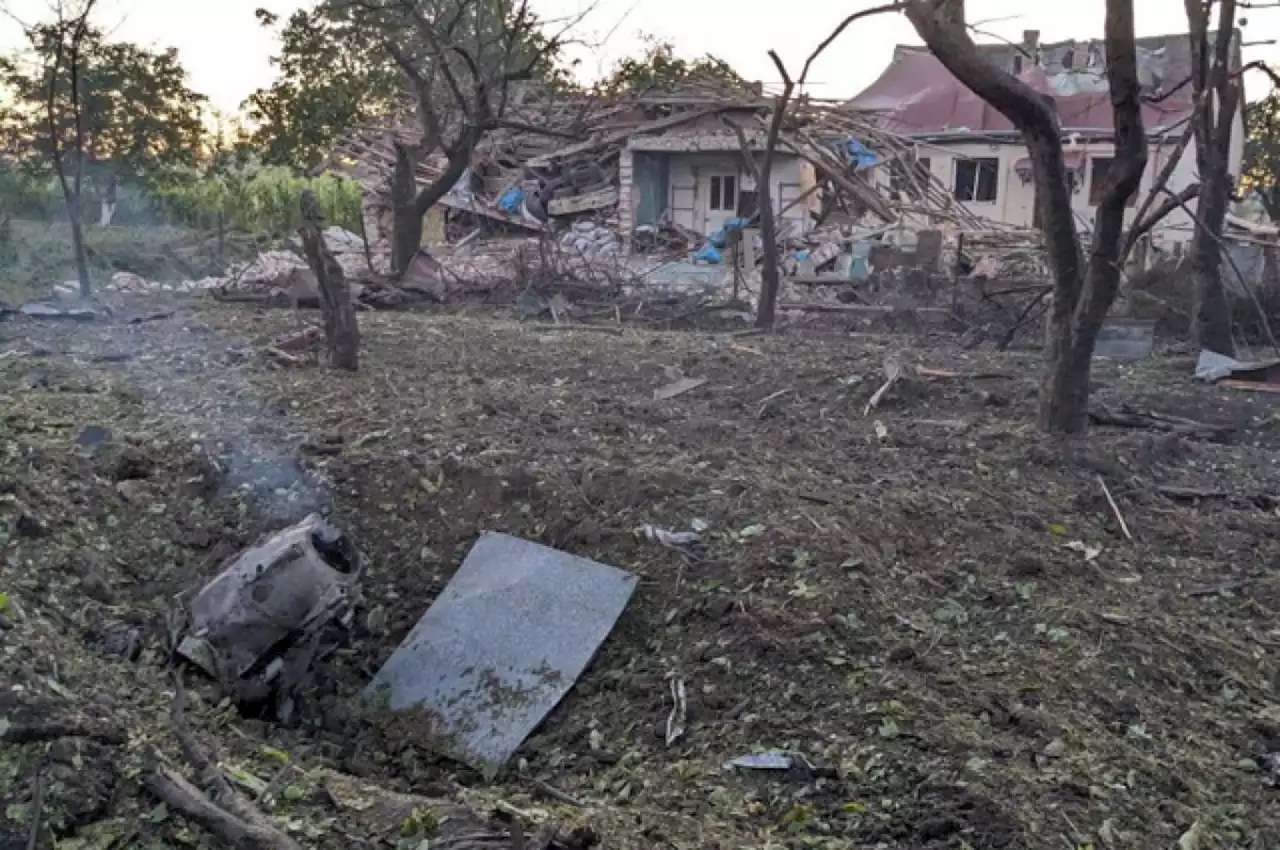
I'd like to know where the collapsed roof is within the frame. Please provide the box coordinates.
[326,74,998,240]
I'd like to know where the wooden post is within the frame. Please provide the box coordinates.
[298,190,360,371]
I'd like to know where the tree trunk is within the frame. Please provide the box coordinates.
[99,171,117,228]
[390,142,421,275]
[1184,0,1239,356]
[906,0,1145,433]
[753,57,796,330]
[299,190,360,371]
[65,191,92,298]
[755,174,781,328]
[1191,163,1236,354]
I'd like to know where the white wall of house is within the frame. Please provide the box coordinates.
[882,111,1245,246]
[666,153,811,237]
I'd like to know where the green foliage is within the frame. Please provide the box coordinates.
[1244,85,1280,219]
[154,167,362,237]
[244,4,402,170]
[0,25,207,190]
[244,0,575,171]
[601,36,749,97]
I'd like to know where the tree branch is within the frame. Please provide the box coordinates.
[798,2,903,87]
[1127,182,1199,248]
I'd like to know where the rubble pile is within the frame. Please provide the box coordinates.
[559,221,623,263]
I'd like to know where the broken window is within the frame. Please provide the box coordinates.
[710,175,737,212]
[954,157,999,203]
[1088,157,1138,206]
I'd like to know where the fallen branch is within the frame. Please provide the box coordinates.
[146,677,305,850]
[1097,475,1133,540]
[865,358,906,417]
[526,777,585,808]
[146,770,302,850]
[1,721,126,746]
[26,768,44,850]
[1089,404,1230,441]
[1186,579,1252,597]
[1155,485,1227,501]
[536,324,624,336]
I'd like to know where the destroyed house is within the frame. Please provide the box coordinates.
[330,79,928,261]
[849,30,1245,247]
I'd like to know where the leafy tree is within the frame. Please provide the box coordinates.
[0,20,207,230]
[601,36,750,97]
[244,5,403,171]
[1244,87,1280,219]
[245,0,575,173]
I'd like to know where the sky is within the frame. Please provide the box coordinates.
[0,0,1278,113]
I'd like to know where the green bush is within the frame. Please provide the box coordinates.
[154,166,362,237]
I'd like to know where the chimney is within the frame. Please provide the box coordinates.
[1023,29,1040,49]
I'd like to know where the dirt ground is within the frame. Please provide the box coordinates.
[1,298,1278,849]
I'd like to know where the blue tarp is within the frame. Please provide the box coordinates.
[498,187,524,214]
[836,138,879,171]
[694,244,723,264]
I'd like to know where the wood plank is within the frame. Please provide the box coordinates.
[548,188,620,216]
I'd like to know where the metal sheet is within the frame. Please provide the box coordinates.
[365,532,637,775]
[1094,319,1155,361]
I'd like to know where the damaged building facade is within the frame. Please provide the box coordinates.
[849,30,1246,250]
[333,85,822,266]
[618,108,816,243]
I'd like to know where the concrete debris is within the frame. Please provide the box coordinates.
[176,514,361,722]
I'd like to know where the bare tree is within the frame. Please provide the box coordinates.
[904,0,1147,433]
[1184,0,1241,355]
[337,0,567,274]
[735,3,901,329]
[299,190,361,371]
[726,59,792,329]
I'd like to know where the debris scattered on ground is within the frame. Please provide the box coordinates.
[722,751,837,779]
[273,326,324,353]
[365,532,637,775]
[1195,348,1280,391]
[653,376,707,401]
[5,306,1280,848]
[18,301,98,321]
[665,677,687,746]
[176,514,361,721]
[645,517,706,550]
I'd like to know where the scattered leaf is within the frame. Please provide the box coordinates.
[933,599,969,625]
[1066,540,1102,561]
[261,745,292,764]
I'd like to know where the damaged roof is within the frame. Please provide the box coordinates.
[849,31,1235,136]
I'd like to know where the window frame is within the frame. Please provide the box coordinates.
[953,157,1000,203]
[709,174,737,213]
